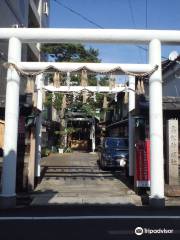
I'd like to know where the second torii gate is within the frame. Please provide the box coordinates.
[17,62,145,185]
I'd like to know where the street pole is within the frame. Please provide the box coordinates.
[149,39,165,207]
[128,76,135,180]
[0,37,22,208]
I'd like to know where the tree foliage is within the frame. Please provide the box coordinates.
[68,93,104,117]
[42,43,100,63]
[44,92,63,112]
[42,43,109,118]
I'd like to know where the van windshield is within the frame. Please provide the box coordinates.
[105,138,128,149]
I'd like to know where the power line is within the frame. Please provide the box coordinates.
[53,0,147,54]
[128,0,167,60]
[52,0,168,60]
[53,0,103,29]
[128,0,143,62]
[146,0,148,29]
[128,0,136,28]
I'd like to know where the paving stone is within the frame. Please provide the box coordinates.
[31,152,141,206]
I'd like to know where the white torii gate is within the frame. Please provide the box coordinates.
[17,62,147,183]
[13,61,150,179]
[0,28,177,208]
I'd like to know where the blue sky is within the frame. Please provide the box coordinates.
[49,0,180,64]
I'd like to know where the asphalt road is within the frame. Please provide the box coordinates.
[0,206,180,240]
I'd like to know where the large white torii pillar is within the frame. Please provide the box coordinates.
[0,37,22,208]
[149,39,164,207]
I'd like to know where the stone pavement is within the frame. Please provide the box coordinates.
[1,153,180,206]
[31,152,142,206]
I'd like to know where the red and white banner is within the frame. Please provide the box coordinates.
[135,139,150,187]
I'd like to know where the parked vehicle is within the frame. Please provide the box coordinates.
[99,137,128,170]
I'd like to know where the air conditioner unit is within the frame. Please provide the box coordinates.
[43,2,49,15]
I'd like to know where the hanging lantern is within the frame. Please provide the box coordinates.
[53,72,61,88]
[103,94,108,109]
[124,85,128,104]
[81,69,88,87]
[25,76,35,93]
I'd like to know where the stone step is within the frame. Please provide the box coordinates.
[31,195,141,206]
[32,190,135,197]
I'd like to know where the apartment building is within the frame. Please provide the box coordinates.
[0,0,50,114]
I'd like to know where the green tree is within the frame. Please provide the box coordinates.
[44,92,63,112]
[42,43,100,63]
[42,44,108,118]
[99,76,109,86]
[42,43,102,87]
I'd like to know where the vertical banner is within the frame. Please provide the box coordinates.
[136,139,150,187]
